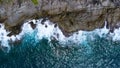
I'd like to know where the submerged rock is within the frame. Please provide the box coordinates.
[0,0,120,35]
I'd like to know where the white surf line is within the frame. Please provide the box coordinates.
[0,19,120,51]
[0,24,10,51]
[110,28,120,41]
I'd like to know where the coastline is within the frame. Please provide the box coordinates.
[0,0,120,35]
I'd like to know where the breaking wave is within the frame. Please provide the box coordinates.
[1,19,120,68]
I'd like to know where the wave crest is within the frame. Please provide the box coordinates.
[0,19,120,52]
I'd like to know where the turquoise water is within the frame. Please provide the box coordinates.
[0,33,120,68]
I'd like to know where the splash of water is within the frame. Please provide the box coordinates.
[0,19,120,52]
[1,19,120,67]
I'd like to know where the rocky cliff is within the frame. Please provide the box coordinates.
[0,0,120,36]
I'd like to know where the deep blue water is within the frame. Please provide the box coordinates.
[1,34,120,68]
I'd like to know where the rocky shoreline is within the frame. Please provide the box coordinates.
[0,0,120,36]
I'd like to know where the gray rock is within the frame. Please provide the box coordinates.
[0,0,120,35]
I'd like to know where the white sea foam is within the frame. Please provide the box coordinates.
[110,28,120,41]
[93,21,109,37]
[0,19,120,51]
[0,24,10,51]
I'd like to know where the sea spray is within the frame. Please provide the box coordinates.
[0,19,118,52]
[0,19,120,67]
[0,24,10,52]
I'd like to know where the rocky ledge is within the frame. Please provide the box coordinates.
[0,0,120,36]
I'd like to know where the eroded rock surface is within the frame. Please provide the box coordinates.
[0,0,120,35]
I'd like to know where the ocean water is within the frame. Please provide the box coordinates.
[0,19,120,68]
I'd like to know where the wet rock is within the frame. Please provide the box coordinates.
[45,24,47,28]
[41,18,47,25]
[54,24,57,28]
[7,23,22,36]
[29,21,36,29]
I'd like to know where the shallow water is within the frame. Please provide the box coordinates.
[0,19,120,68]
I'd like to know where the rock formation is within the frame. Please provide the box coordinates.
[0,0,120,36]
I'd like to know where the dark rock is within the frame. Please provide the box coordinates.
[29,21,36,29]
[41,18,47,25]
[45,24,47,28]
[54,24,57,28]
[7,23,22,36]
